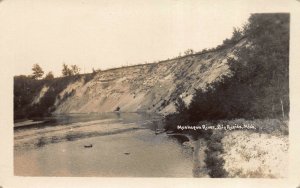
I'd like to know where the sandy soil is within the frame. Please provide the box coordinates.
[222,131,288,178]
[25,39,247,115]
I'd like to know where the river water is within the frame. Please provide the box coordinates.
[14,113,205,177]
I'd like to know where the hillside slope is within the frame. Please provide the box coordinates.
[14,39,246,118]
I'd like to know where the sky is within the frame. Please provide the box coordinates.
[0,0,292,77]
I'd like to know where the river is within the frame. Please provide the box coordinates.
[14,113,206,177]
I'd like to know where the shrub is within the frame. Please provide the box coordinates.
[204,131,228,178]
[45,71,54,80]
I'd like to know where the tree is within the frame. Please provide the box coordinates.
[184,49,194,56]
[71,65,80,75]
[62,63,73,77]
[45,71,54,79]
[31,64,44,80]
[62,63,81,76]
[62,63,70,76]
[229,13,289,119]
[231,27,243,42]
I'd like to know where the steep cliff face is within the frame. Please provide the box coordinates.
[54,40,245,114]
[14,39,246,117]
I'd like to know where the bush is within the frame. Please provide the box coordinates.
[204,131,228,178]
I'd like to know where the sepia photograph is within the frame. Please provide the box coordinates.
[1,0,300,187]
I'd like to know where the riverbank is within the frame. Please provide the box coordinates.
[164,118,289,178]
[14,113,288,178]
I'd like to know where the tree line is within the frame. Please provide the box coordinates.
[29,63,82,80]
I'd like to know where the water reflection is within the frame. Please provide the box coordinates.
[14,112,162,131]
